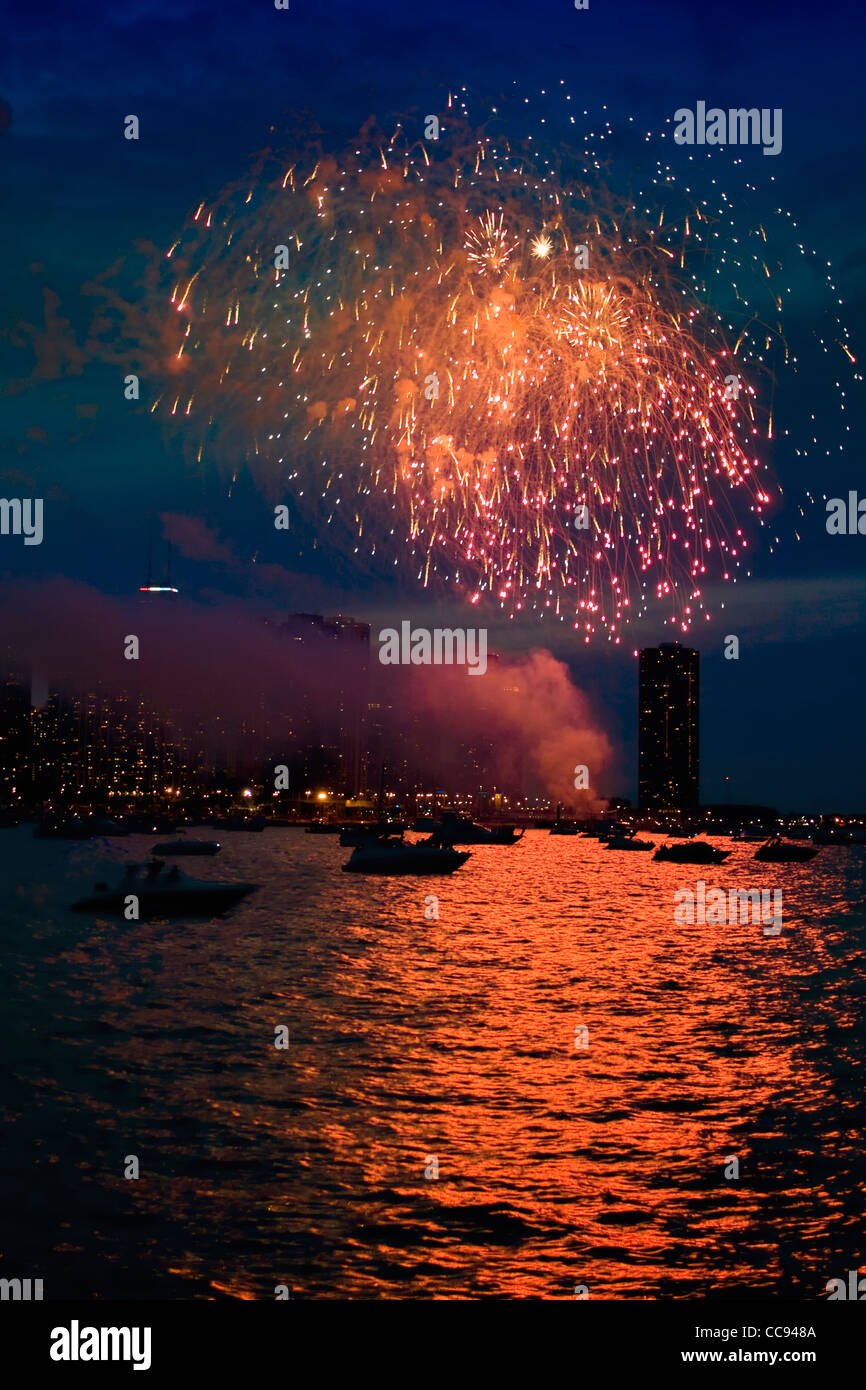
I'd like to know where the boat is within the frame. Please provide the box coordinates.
[304,821,342,835]
[753,838,819,863]
[480,824,523,845]
[605,833,655,851]
[653,841,731,864]
[427,813,523,846]
[341,835,470,875]
[69,861,258,917]
[152,839,221,856]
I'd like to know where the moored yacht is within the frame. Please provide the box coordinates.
[426,813,523,846]
[605,832,655,851]
[654,841,730,864]
[70,861,258,916]
[753,838,819,863]
[342,835,470,875]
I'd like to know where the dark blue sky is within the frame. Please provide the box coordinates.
[1,0,864,810]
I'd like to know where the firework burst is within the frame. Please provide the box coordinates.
[465,211,519,275]
[101,91,853,638]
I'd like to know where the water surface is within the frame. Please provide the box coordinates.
[2,826,864,1299]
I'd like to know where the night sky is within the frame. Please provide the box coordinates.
[1,0,864,812]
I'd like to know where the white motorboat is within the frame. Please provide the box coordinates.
[70,861,258,916]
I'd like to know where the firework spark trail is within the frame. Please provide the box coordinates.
[96,95,855,640]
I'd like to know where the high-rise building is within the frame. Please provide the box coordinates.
[638,643,699,811]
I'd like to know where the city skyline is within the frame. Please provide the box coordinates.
[2,622,863,821]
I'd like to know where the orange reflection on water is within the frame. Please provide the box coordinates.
[18,826,866,1299]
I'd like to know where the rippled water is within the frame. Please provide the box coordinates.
[2,825,865,1300]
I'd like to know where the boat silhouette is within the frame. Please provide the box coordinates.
[653,841,730,864]
[70,860,258,916]
[342,835,470,875]
[424,813,523,846]
[753,838,819,863]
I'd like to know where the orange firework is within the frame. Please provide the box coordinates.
[105,101,795,639]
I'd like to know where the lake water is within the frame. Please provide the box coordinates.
[2,825,865,1300]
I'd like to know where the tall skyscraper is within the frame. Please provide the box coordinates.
[638,643,699,812]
